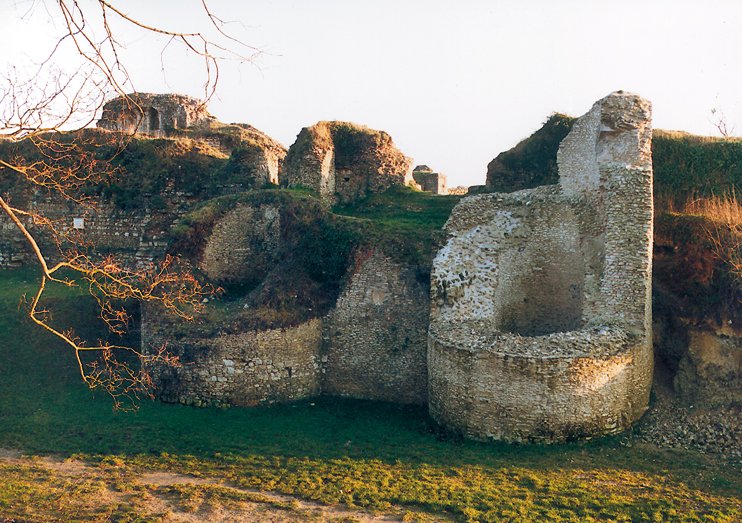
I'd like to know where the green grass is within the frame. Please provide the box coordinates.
[0,268,741,521]
[333,185,462,266]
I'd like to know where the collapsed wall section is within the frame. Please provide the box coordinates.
[97,93,211,135]
[428,92,654,442]
[281,121,414,204]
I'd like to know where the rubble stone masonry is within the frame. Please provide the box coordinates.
[428,92,654,442]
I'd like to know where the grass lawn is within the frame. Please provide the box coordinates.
[0,267,741,522]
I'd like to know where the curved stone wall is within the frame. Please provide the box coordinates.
[144,317,323,407]
[428,92,654,442]
[428,321,652,442]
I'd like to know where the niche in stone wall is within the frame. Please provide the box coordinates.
[148,107,160,133]
[493,203,588,337]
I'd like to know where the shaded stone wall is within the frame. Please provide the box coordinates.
[322,249,430,405]
[0,185,195,268]
[144,316,323,407]
[428,92,654,442]
[200,203,281,283]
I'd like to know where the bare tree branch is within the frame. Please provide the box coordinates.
[0,0,257,406]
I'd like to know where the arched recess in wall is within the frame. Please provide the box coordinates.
[149,107,160,134]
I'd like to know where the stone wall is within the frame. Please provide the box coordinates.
[200,203,281,283]
[0,185,195,269]
[428,323,651,441]
[144,315,323,407]
[428,92,654,442]
[143,249,431,406]
[282,122,414,204]
[413,166,448,194]
[199,123,287,186]
[97,93,211,135]
[322,249,430,405]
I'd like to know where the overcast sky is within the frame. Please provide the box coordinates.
[3,0,742,187]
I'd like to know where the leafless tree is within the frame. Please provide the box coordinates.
[711,107,736,138]
[0,0,259,408]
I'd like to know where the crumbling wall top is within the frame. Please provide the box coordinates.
[97,93,212,134]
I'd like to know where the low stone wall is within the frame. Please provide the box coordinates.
[145,318,323,407]
[143,249,431,407]
[0,187,191,269]
[428,321,652,442]
[322,249,429,405]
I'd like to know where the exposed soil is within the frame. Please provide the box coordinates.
[0,452,449,523]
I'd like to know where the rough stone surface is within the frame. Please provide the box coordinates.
[144,316,323,407]
[672,325,742,407]
[97,93,212,135]
[281,122,414,204]
[412,166,448,194]
[200,203,281,284]
[428,92,654,442]
[322,249,430,405]
[143,249,430,406]
[0,182,199,269]
[197,122,288,186]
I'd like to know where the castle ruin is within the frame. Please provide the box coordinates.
[97,93,211,136]
[428,92,654,442]
[413,165,448,194]
[281,121,415,204]
[0,90,659,443]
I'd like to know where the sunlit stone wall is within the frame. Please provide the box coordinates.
[428,92,654,442]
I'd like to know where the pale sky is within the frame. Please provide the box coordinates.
[3,0,742,187]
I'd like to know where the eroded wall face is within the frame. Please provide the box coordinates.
[200,204,281,284]
[558,93,654,332]
[97,93,210,135]
[322,250,429,405]
[431,188,601,337]
[144,250,430,407]
[428,92,654,442]
[144,316,323,407]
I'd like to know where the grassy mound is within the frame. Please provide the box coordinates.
[160,185,461,335]
[485,113,575,192]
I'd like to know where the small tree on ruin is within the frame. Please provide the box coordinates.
[0,0,259,408]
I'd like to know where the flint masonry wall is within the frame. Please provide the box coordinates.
[322,249,430,405]
[98,93,211,135]
[428,92,654,442]
[144,248,430,406]
[0,185,196,268]
[143,315,323,407]
[282,122,414,204]
[200,203,281,283]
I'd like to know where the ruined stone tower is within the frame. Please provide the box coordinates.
[428,92,654,442]
[97,93,211,135]
[281,121,414,204]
